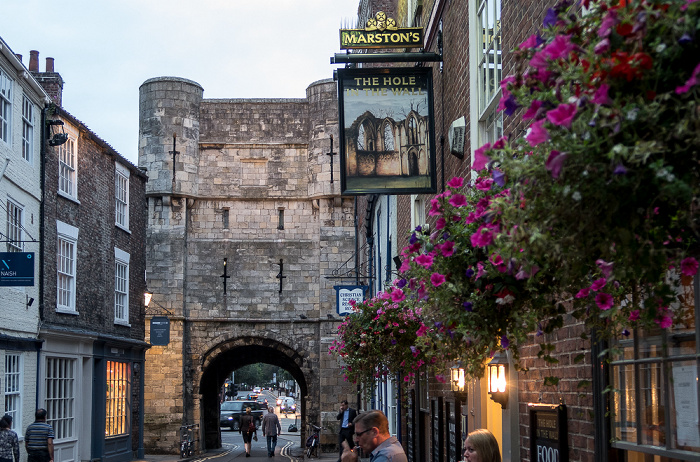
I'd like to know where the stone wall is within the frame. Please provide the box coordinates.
[140,78,357,454]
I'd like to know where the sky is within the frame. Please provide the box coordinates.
[3,0,360,165]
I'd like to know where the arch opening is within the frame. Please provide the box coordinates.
[199,339,309,450]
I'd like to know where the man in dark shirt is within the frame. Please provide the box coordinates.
[337,400,357,462]
[24,409,54,462]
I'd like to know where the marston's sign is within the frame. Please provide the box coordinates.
[340,11,423,49]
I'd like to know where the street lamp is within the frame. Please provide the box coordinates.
[487,351,509,409]
[450,362,468,402]
[144,291,173,315]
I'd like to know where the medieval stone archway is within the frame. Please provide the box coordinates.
[199,335,310,450]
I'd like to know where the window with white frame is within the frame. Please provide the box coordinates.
[411,195,426,231]
[56,221,78,313]
[45,357,75,440]
[115,164,129,230]
[58,137,76,198]
[22,95,34,163]
[476,0,502,115]
[0,67,11,144]
[4,353,22,432]
[114,247,129,325]
[6,199,23,252]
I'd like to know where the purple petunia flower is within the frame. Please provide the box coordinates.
[396,278,408,288]
[679,33,693,45]
[462,301,473,311]
[501,335,510,349]
[613,164,628,175]
[492,169,506,187]
[543,8,558,28]
[465,268,475,278]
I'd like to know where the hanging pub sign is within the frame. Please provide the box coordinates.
[0,252,35,286]
[340,11,423,50]
[529,403,568,462]
[334,285,369,316]
[337,67,437,195]
[150,316,170,346]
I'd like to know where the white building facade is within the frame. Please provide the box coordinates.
[0,36,49,451]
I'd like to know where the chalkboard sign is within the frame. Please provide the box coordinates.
[150,316,170,346]
[406,389,415,462]
[529,403,568,462]
[446,400,461,462]
[431,397,443,462]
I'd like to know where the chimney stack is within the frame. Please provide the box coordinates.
[29,51,63,107]
[29,50,39,72]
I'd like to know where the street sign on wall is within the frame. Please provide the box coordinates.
[334,285,368,316]
[150,316,170,346]
[0,252,35,286]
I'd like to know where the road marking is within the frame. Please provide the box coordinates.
[189,444,234,462]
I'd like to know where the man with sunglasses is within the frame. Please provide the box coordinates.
[340,410,407,462]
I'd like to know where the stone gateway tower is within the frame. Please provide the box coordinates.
[138,77,357,452]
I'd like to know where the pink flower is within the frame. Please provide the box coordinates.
[520,34,541,50]
[596,259,614,278]
[593,84,611,105]
[628,310,640,322]
[475,262,487,280]
[655,315,672,329]
[523,100,543,120]
[543,34,575,60]
[390,287,406,303]
[399,260,411,273]
[681,257,699,276]
[428,198,442,216]
[470,225,495,248]
[435,217,446,231]
[545,150,568,179]
[546,103,578,128]
[473,143,491,171]
[415,254,434,269]
[575,287,590,298]
[598,10,618,37]
[593,38,610,55]
[591,278,607,291]
[449,194,467,207]
[447,177,464,189]
[595,292,614,310]
[441,241,455,257]
[526,119,550,146]
[416,324,429,337]
[430,273,446,287]
[675,62,700,94]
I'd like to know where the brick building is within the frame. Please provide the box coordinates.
[0,37,47,446]
[347,1,699,462]
[33,52,149,462]
[138,77,357,453]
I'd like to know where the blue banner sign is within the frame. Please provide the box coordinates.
[0,252,35,286]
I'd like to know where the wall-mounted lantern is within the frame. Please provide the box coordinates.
[487,351,509,409]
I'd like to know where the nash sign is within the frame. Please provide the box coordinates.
[0,252,35,286]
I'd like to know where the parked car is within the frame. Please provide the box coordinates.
[220,401,263,431]
[279,397,296,414]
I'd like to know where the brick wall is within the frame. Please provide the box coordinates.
[42,112,147,340]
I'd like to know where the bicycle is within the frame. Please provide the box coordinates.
[180,424,198,458]
[306,424,322,459]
